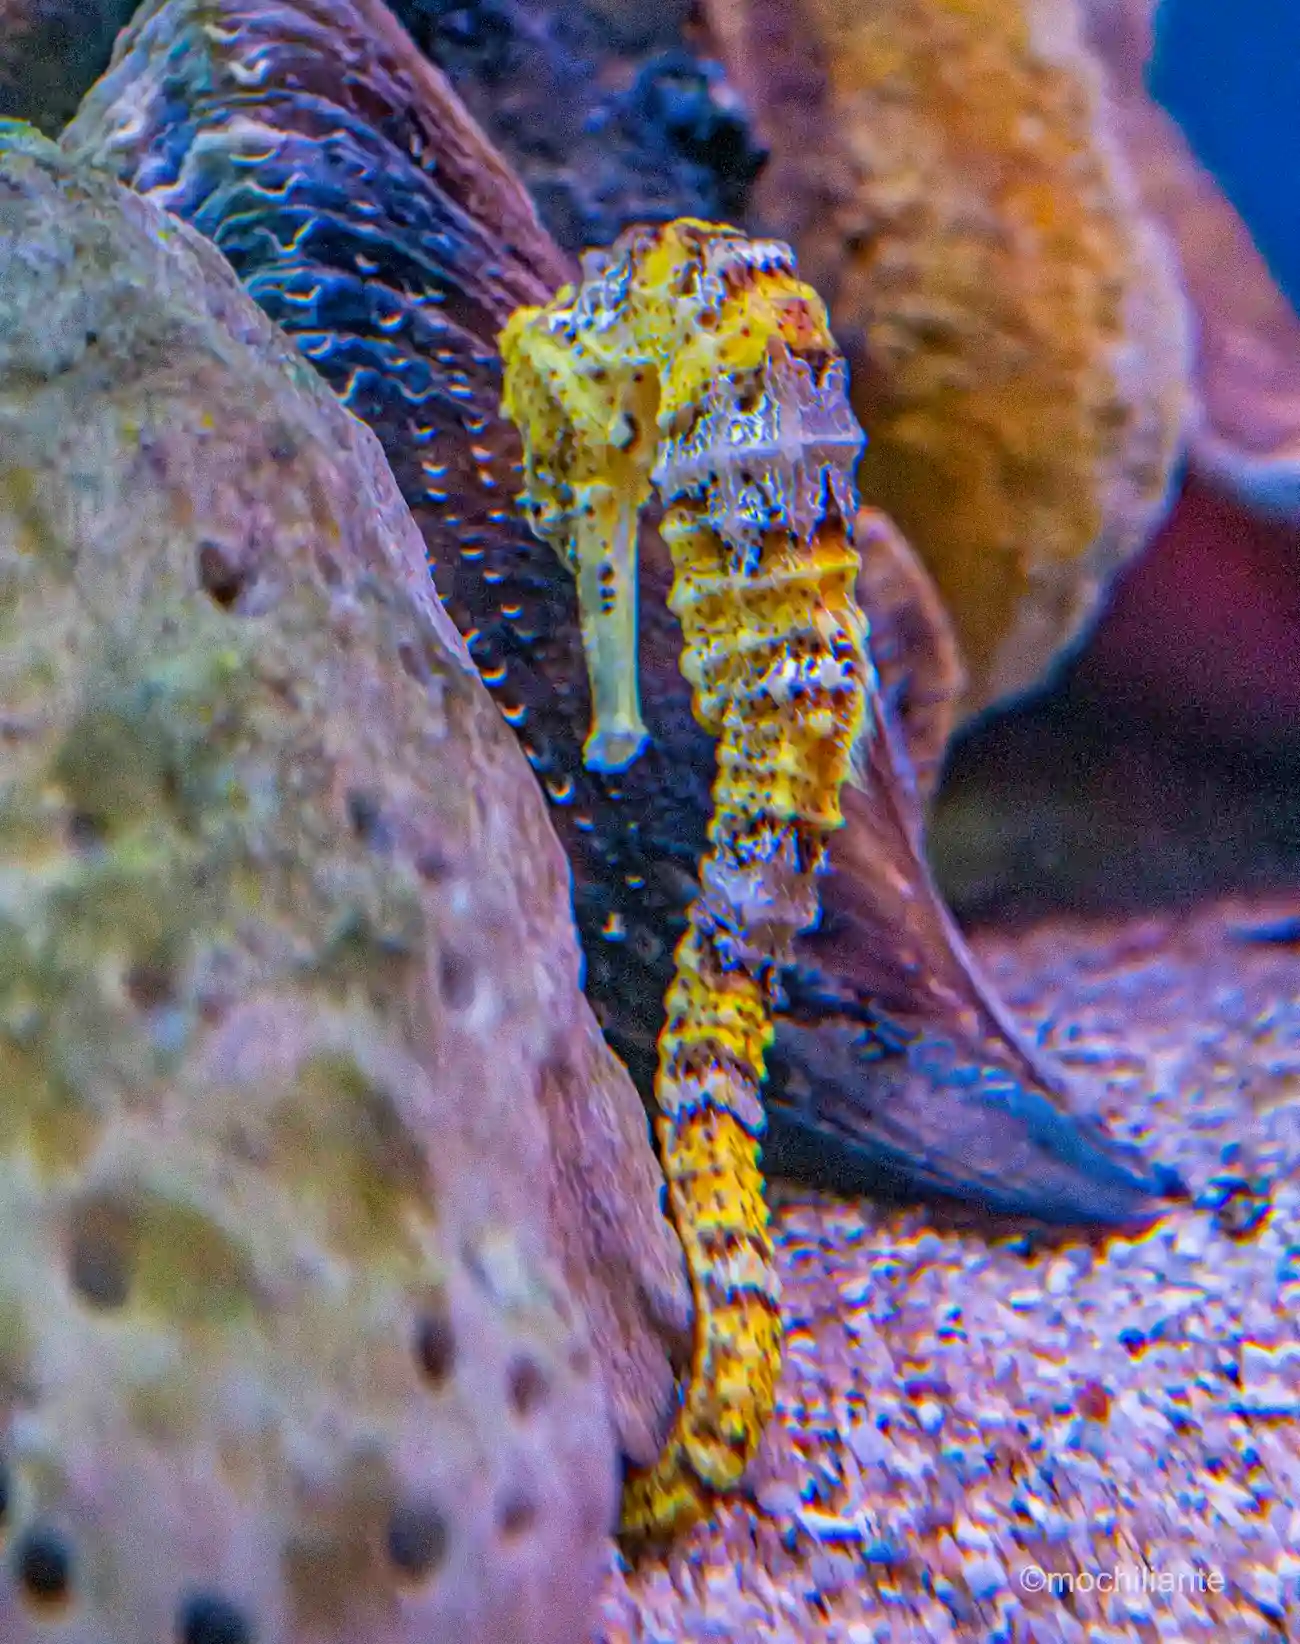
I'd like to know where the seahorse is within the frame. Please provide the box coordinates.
[500,218,873,1538]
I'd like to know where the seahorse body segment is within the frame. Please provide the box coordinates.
[500,219,873,1538]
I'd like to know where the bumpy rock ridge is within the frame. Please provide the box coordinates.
[0,125,689,1644]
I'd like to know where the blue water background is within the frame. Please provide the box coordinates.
[1153,0,1300,311]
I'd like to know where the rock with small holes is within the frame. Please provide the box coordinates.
[0,126,689,1644]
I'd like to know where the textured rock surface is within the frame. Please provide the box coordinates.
[64,0,697,1472]
[1082,0,1300,520]
[700,0,1192,715]
[385,0,765,252]
[0,0,138,133]
[598,892,1300,1641]
[0,126,692,1644]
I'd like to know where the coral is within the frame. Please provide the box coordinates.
[699,0,1192,714]
[64,0,1178,1236]
[501,219,871,1534]
[0,123,697,1642]
[1081,0,1300,520]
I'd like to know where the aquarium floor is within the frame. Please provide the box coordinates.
[598,891,1300,1643]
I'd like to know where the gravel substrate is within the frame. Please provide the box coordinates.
[596,893,1300,1642]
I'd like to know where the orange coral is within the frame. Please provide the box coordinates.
[701,0,1192,713]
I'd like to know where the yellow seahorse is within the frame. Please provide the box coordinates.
[500,219,873,1539]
